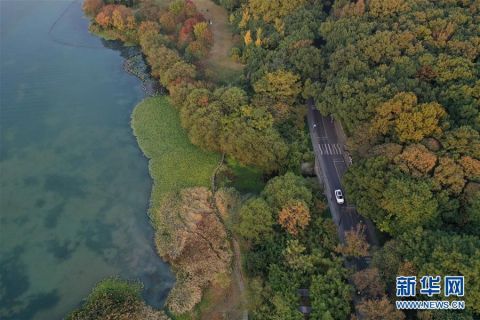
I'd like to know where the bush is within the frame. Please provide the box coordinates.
[67,278,142,320]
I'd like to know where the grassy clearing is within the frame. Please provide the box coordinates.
[225,157,265,194]
[131,96,220,212]
[192,0,244,83]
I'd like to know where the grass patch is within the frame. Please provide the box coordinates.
[225,157,265,194]
[205,64,244,86]
[131,96,220,211]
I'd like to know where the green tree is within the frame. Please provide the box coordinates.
[309,267,353,320]
[220,107,288,172]
[262,172,313,211]
[343,157,391,226]
[375,229,480,314]
[380,176,438,235]
[161,61,196,88]
[442,126,480,159]
[236,197,274,243]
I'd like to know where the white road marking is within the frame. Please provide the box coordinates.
[332,144,338,154]
[318,144,345,156]
[318,144,323,155]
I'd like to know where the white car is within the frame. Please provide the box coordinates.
[334,189,344,204]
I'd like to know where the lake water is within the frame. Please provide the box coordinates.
[0,1,174,319]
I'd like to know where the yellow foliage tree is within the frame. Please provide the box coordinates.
[248,0,307,24]
[244,30,253,46]
[255,28,263,46]
[253,70,302,106]
[371,92,447,143]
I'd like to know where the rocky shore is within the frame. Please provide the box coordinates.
[101,40,164,96]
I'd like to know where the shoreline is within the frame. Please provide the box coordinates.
[101,40,165,96]
[81,1,243,315]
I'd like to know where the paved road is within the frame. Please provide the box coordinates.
[306,101,378,248]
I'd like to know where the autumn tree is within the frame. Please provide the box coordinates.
[394,144,437,177]
[368,0,409,18]
[145,46,182,79]
[460,156,480,181]
[247,0,308,31]
[253,70,302,109]
[370,143,403,161]
[168,0,186,20]
[95,5,114,27]
[352,268,385,298]
[278,200,310,236]
[433,157,466,195]
[138,21,166,51]
[185,40,209,60]
[159,11,177,33]
[335,223,370,257]
[370,92,447,143]
[357,297,405,320]
[83,0,104,17]
[193,22,213,46]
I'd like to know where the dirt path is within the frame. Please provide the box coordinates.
[209,154,248,320]
[232,238,248,320]
[192,0,244,74]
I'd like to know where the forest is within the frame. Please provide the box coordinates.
[75,0,480,319]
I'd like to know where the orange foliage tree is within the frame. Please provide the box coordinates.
[83,0,104,17]
[278,200,310,236]
[95,5,135,31]
[336,223,370,257]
